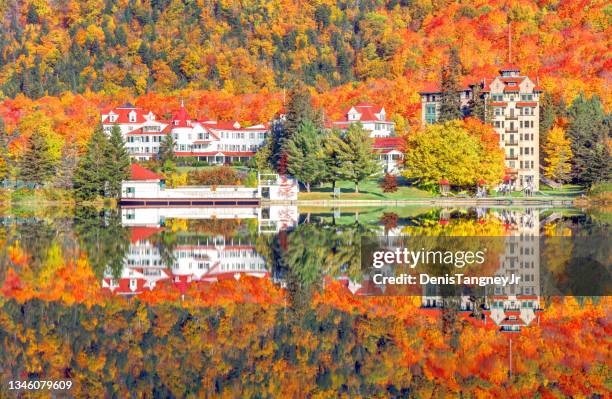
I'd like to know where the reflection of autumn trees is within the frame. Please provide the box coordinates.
[0,296,608,397]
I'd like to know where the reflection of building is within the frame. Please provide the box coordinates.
[103,202,298,297]
[420,208,543,333]
[102,228,270,297]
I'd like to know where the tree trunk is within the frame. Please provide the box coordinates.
[355,181,359,193]
[306,182,310,192]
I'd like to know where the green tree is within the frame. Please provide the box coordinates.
[566,94,609,184]
[334,123,380,193]
[158,133,176,164]
[106,125,130,198]
[402,120,504,190]
[543,126,573,183]
[18,129,56,185]
[285,121,325,192]
[73,124,110,201]
[539,92,565,158]
[467,84,491,123]
[252,138,273,172]
[321,129,345,191]
[437,48,463,122]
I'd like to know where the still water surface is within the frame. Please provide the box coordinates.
[0,205,609,397]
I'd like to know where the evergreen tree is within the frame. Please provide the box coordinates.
[321,129,345,192]
[18,129,56,186]
[0,118,11,182]
[543,126,573,183]
[566,94,609,184]
[252,138,274,172]
[333,123,380,193]
[73,124,110,201]
[106,125,131,198]
[283,83,323,143]
[285,121,325,192]
[539,92,565,159]
[581,143,610,186]
[437,48,463,123]
[467,84,491,123]
[158,133,177,164]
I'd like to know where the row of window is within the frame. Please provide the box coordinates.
[127,136,164,143]
[490,94,536,102]
[520,147,535,156]
[520,160,536,169]
[494,120,535,129]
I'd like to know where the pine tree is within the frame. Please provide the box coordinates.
[539,92,565,159]
[321,129,345,191]
[543,126,573,183]
[73,124,110,201]
[566,94,608,183]
[105,125,131,198]
[334,123,380,192]
[285,120,325,192]
[18,129,56,186]
[252,138,273,172]
[467,84,492,123]
[437,47,463,123]
[158,133,177,164]
[282,83,323,144]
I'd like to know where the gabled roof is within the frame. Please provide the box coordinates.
[102,106,149,124]
[130,226,163,243]
[129,164,162,181]
[334,102,388,123]
[373,137,403,149]
[171,103,192,128]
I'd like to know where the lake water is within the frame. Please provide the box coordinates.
[0,205,609,397]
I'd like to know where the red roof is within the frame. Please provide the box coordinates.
[419,82,442,93]
[489,102,507,107]
[174,151,256,157]
[334,103,386,124]
[130,226,163,243]
[130,164,162,181]
[516,102,538,107]
[102,105,149,124]
[372,137,403,149]
[504,86,520,92]
[171,104,192,128]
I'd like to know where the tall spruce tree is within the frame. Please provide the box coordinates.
[285,120,325,192]
[322,129,345,192]
[566,94,610,184]
[437,47,463,122]
[539,92,565,160]
[18,129,56,186]
[333,123,380,192]
[74,124,111,201]
[106,125,130,198]
[467,84,491,123]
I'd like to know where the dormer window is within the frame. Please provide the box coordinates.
[174,120,179,126]
[129,111,136,122]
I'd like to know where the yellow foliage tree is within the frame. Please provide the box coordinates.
[543,126,573,183]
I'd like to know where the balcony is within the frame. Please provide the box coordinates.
[506,114,519,120]
[505,128,518,133]
[506,155,519,161]
[504,140,519,146]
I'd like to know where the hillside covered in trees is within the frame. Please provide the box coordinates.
[0,0,609,107]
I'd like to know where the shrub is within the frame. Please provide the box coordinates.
[380,173,398,193]
[188,166,242,185]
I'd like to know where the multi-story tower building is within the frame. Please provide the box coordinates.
[419,65,542,191]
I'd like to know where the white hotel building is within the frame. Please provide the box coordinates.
[101,102,269,163]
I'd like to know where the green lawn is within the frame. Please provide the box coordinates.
[538,184,586,197]
[299,178,434,200]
